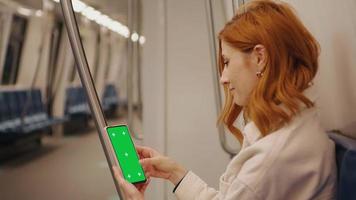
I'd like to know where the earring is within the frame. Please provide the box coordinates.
[256,71,263,78]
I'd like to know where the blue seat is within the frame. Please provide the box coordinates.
[0,89,67,139]
[328,131,356,200]
[0,92,8,132]
[102,84,119,112]
[4,91,21,131]
[30,89,67,128]
[0,91,24,142]
[65,86,90,117]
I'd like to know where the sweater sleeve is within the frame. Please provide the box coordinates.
[174,171,258,200]
[172,172,187,193]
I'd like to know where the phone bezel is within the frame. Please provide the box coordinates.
[104,124,147,184]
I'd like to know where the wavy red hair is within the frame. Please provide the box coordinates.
[217,0,320,143]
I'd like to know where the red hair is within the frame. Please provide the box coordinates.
[217,0,320,143]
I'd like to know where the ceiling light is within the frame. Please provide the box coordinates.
[131,32,139,42]
[139,36,146,45]
[50,0,130,38]
[72,0,87,13]
[35,10,43,17]
[17,7,32,16]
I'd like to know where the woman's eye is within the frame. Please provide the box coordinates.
[223,61,229,68]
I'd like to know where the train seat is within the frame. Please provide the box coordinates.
[65,86,91,117]
[328,131,356,200]
[0,89,65,143]
[102,84,119,112]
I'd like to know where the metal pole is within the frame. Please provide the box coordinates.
[136,0,143,121]
[59,0,124,199]
[232,0,237,15]
[233,0,245,15]
[205,0,239,157]
[47,26,60,112]
[127,0,143,140]
[238,0,245,7]
[127,0,133,135]
[238,0,245,12]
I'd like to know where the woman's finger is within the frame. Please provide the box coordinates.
[113,167,132,188]
[136,146,154,158]
[135,177,150,191]
[113,166,123,179]
[137,146,162,157]
[114,167,144,198]
[149,170,171,179]
[140,157,164,167]
[138,178,151,193]
[140,158,163,173]
[142,165,170,179]
[113,167,130,197]
[140,157,173,180]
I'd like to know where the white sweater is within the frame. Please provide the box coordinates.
[174,89,337,200]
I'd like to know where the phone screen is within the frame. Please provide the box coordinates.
[106,125,146,184]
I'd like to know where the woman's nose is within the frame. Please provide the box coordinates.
[220,69,229,85]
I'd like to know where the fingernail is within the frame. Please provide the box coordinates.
[113,167,118,175]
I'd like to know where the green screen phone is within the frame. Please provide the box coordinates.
[106,125,147,184]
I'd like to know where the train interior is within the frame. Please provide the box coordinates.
[0,0,355,199]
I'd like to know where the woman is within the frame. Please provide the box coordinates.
[114,0,337,199]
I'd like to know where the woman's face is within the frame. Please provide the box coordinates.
[220,40,263,106]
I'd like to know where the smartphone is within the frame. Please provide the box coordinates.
[105,125,147,184]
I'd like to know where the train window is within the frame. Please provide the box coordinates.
[1,15,28,85]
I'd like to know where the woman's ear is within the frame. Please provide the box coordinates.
[252,44,267,72]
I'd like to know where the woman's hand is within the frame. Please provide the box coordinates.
[136,146,188,185]
[113,166,151,200]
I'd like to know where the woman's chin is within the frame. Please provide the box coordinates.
[233,95,247,106]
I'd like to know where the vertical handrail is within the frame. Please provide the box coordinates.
[232,0,245,15]
[127,0,143,140]
[127,0,133,137]
[238,0,245,11]
[205,0,239,157]
[232,0,237,15]
[59,0,124,199]
[136,0,143,121]
[46,26,59,113]
[137,42,143,120]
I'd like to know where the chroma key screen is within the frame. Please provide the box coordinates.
[106,125,146,184]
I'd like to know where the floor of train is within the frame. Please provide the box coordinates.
[0,117,140,200]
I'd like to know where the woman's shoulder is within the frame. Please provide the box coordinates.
[229,107,336,199]
[238,106,333,169]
